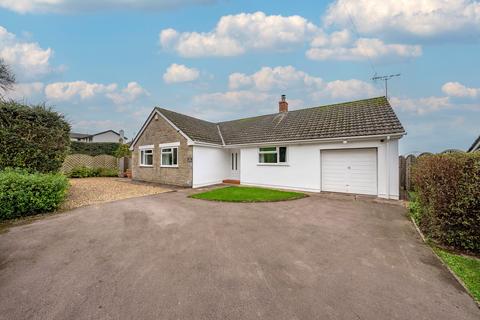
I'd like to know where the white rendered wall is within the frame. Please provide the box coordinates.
[92,131,120,143]
[239,138,400,199]
[192,145,230,188]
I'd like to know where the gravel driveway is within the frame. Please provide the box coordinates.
[0,191,478,320]
[62,177,171,210]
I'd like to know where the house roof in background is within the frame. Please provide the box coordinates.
[70,132,90,139]
[152,96,405,146]
[468,135,480,152]
[69,130,127,140]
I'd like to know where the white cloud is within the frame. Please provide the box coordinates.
[0,26,53,79]
[390,96,453,115]
[229,66,323,91]
[45,80,148,104]
[3,81,44,100]
[227,65,378,101]
[163,63,199,83]
[314,79,381,100]
[0,0,215,14]
[324,0,480,39]
[441,81,479,98]
[307,36,422,61]
[106,81,149,104]
[159,11,319,57]
[45,81,117,101]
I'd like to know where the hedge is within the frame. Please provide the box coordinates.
[67,166,118,178]
[70,141,120,156]
[412,152,480,253]
[0,101,70,173]
[0,169,69,220]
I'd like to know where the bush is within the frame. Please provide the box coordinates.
[0,168,69,220]
[70,141,119,156]
[412,153,480,253]
[67,166,118,178]
[114,143,131,158]
[0,101,70,173]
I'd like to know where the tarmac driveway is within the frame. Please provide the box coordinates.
[0,190,478,320]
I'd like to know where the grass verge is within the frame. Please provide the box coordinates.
[433,246,480,302]
[190,186,306,202]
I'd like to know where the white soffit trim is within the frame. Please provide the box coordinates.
[221,132,406,148]
[159,142,180,148]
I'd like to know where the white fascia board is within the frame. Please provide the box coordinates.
[129,108,194,150]
[190,141,224,148]
[221,132,406,148]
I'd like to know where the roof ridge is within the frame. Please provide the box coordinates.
[218,96,388,125]
[156,107,217,125]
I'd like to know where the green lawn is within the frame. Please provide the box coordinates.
[190,186,306,202]
[433,247,480,302]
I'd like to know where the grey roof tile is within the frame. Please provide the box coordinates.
[156,97,405,146]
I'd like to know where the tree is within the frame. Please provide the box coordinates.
[0,101,71,173]
[0,59,15,93]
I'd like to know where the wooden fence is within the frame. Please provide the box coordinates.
[398,149,464,200]
[399,154,417,200]
[61,154,118,173]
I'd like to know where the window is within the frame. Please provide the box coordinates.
[140,148,153,166]
[258,146,287,164]
[161,147,178,167]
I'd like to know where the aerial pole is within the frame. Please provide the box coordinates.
[372,74,401,99]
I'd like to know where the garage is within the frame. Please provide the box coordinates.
[321,148,377,195]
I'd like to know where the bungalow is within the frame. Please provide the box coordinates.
[70,130,127,143]
[129,96,405,199]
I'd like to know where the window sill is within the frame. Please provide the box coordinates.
[257,163,289,166]
[139,165,153,168]
[161,165,179,168]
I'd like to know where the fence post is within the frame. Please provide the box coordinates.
[399,155,406,200]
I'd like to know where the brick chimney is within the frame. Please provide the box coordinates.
[279,94,288,112]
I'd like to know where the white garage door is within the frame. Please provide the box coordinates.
[321,148,377,195]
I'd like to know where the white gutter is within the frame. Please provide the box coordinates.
[206,132,406,148]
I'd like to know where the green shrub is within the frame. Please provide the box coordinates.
[0,168,69,220]
[412,153,480,253]
[67,166,118,178]
[70,141,119,156]
[114,143,131,158]
[0,101,70,173]
[97,168,118,177]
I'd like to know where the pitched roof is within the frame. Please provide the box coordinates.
[468,135,480,152]
[156,107,223,145]
[151,96,405,146]
[70,132,90,139]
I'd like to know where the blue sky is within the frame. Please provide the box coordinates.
[0,0,479,154]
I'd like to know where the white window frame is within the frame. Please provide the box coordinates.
[258,146,288,165]
[139,145,154,167]
[160,142,180,168]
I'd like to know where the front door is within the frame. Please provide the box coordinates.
[230,150,240,180]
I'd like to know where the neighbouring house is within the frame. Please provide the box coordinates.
[467,135,480,152]
[129,96,405,199]
[70,130,127,143]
